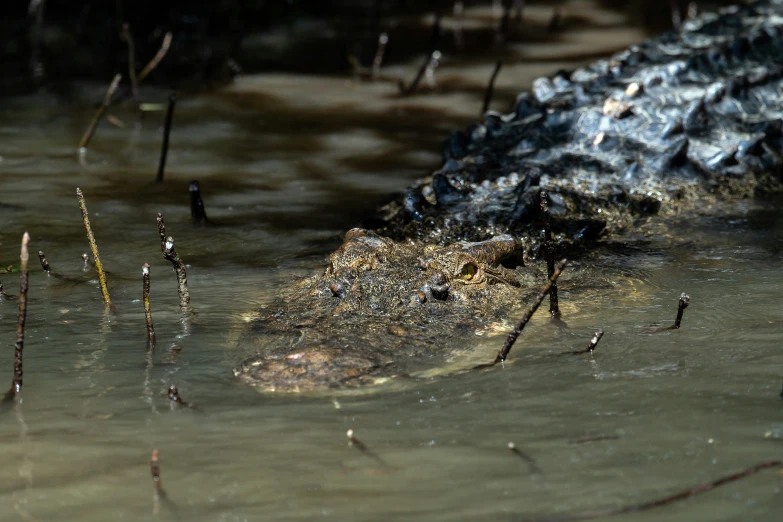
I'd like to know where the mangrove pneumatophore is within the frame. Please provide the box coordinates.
[4,232,30,402]
[76,188,111,306]
[156,213,191,310]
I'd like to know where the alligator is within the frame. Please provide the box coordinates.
[235,0,783,392]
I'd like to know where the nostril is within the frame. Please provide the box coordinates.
[407,291,428,306]
[431,284,449,300]
[329,280,346,298]
[429,272,449,300]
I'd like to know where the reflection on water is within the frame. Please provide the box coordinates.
[0,1,782,520]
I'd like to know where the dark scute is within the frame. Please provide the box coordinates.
[682,98,707,134]
[566,218,606,241]
[513,92,543,120]
[661,118,683,139]
[650,138,689,173]
[403,188,425,221]
[432,172,467,206]
[442,130,468,162]
[510,186,541,223]
[635,196,661,214]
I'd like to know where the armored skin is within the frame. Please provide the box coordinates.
[235,1,783,392]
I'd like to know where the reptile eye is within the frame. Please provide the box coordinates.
[460,263,477,280]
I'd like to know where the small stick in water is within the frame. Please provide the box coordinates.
[673,292,689,328]
[495,0,511,45]
[189,181,208,223]
[508,442,542,474]
[121,23,140,111]
[371,33,389,80]
[453,1,464,49]
[399,13,441,96]
[547,7,561,33]
[514,0,525,24]
[399,51,436,96]
[38,250,51,273]
[516,460,782,522]
[0,281,17,301]
[650,293,690,332]
[4,233,30,401]
[76,188,111,306]
[78,73,122,151]
[156,214,191,310]
[346,429,390,468]
[167,385,190,407]
[142,263,155,344]
[138,32,173,83]
[424,50,441,89]
[481,61,503,117]
[477,260,567,369]
[29,0,45,80]
[569,434,620,445]
[569,330,604,355]
[540,191,560,318]
[156,93,177,183]
[150,449,163,492]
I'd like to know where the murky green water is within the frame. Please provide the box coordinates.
[1,2,782,521]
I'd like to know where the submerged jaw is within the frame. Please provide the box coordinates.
[233,345,390,393]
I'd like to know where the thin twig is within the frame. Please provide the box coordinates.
[399,13,441,96]
[346,429,390,468]
[371,33,389,80]
[398,51,436,96]
[569,330,604,355]
[477,260,567,369]
[77,189,111,305]
[517,460,782,522]
[142,263,155,344]
[568,435,620,445]
[156,93,177,183]
[78,74,122,151]
[168,385,190,408]
[156,214,191,310]
[29,0,46,80]
[650,293,690,332]
[540,191,560,318]
[482,61,503,117]
[151,449,163,492]
[138,32,173,83]
[4,233,30,401]
[121,23,140,111]
[547,7,561,33]
[0,281,17,300]
[38,250,51,273]
[508,442,543,474]
[453,1,464,49]
[674,292,689,328]
[189,180,208,223]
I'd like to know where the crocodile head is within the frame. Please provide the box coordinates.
[234,228,537,392]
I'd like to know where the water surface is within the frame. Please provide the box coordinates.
[0,3,781,521]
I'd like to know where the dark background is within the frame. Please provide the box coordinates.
[2,0,731,94]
